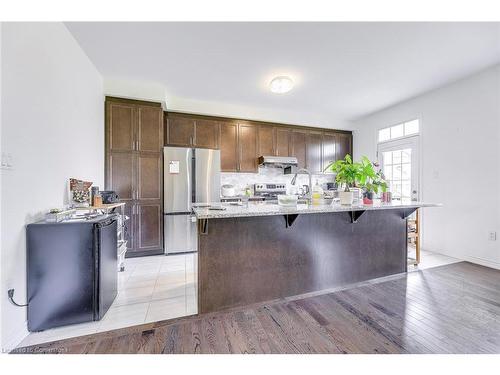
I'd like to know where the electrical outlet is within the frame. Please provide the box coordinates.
[488,231,497,241]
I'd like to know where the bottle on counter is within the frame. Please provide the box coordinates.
[93,191,103,207]
[312,181,324,205]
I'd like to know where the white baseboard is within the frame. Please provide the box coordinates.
[461,255,500,270]
[424,247,500,270]
[2,320,28,353]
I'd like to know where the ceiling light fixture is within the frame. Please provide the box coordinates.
[269,76,294,94]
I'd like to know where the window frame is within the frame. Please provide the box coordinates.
[377,118,420,144]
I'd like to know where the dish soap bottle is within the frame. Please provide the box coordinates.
[312,182,323,205]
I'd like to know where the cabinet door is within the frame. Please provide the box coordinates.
[275,128,291,156]
[166,115,194,147]
[220,122,238,172]
[135,202,163,254]
[107,102,135,152]
[194,119,219,149]
[322,132,337,173]
[138,106,163,152]
[107,153,135,202]
[291,130,307,169]
[257,125,274,156]
[124,202,135,252]
[238,123,258,172]
[336,133,353,161]
[137,154,162,201]
[306,131,323,174]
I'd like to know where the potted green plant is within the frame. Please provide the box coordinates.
[324,154,361,205]
[358,156,388,204]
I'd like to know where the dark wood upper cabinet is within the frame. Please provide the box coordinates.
[107,102,135,152]
[257,126,274,156]
[162,111,352,174]
[275,128,291,157]
[194,119,219,149]
[138,106,163,152]
[306,131,323,174]
[166,115,194,147]
[220,122,238,172]
[336,132,353,161]
[291,130,307,169]
[322,132,337,173]
[238,123,258,172]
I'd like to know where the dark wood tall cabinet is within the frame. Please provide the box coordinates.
[106,97,164,257]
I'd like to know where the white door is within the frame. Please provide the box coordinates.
[378,136,420,202]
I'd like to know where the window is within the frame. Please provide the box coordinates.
[378,119,419,142]
[382,148,412,200]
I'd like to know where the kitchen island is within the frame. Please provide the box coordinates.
[193,201,440,314]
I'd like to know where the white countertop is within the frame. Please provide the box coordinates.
[192,200,441,219]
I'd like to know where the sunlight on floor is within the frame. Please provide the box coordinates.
[408,249,461,272]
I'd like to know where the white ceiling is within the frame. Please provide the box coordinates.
[66,22,500,129]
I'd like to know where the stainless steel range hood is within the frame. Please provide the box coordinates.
[258,156,298,168]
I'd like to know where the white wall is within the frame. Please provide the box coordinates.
[104,77,167,108]
[1,22,104,351]
[0,22,3,350]
[103,77,352,131]
[352,65,500,269]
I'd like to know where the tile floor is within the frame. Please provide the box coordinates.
[19,253,197,347]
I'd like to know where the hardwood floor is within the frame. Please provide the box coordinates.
[13,262,500,354]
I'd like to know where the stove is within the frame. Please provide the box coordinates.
[254,183,287,200]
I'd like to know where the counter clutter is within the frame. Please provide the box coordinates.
[192,200,441,219]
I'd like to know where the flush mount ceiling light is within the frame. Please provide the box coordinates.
[269,76,294,94]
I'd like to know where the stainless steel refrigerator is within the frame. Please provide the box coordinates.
[163,147,220,254]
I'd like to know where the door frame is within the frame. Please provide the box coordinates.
[377,133,423,263]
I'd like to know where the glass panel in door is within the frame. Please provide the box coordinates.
[378,137,419,202]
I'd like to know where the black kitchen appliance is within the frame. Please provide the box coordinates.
[26,216,118,331]
[100,190,119,204]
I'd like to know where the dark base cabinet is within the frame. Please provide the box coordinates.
[198,210,407,314]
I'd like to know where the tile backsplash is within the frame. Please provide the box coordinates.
[221,167,335,196]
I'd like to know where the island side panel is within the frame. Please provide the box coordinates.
[198,209,407,314]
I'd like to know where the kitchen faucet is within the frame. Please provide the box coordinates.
[291,168,312,203]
